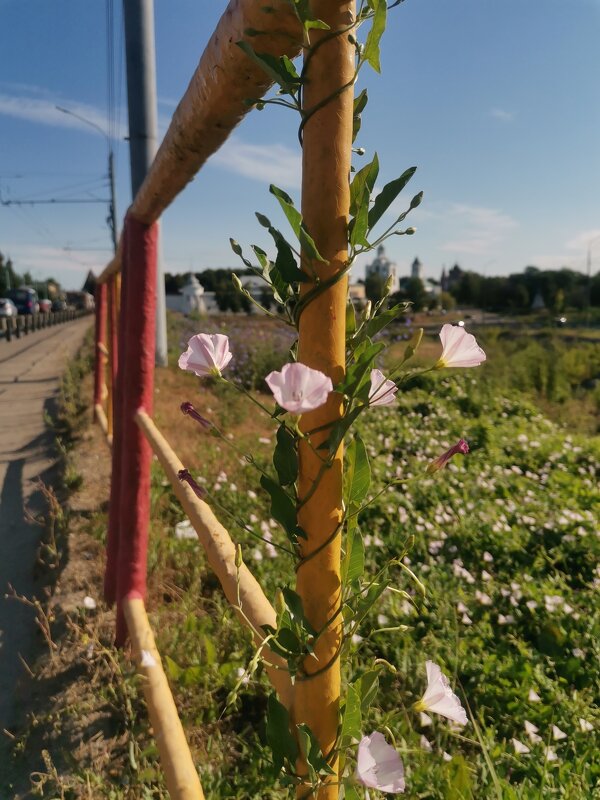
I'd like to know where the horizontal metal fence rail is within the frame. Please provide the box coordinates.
[1,309,92,343]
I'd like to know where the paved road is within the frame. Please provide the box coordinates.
[0,317,92,734]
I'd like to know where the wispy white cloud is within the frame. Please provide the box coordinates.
[0,85,172,139]
[489,107,515,123]
[440,203,518,255]
[212,136,301,189]
[0,91,122,138]
[565,228,600,252]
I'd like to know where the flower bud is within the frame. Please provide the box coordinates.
[180,401,212,429]
[178,468,207,500]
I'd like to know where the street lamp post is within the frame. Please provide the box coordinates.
[55,105,118,255]
[586,234,600,328]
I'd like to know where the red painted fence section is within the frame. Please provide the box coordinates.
[93,282,107,415]
[108,215,158,645]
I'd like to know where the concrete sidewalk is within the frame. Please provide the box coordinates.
[0,316,92,733]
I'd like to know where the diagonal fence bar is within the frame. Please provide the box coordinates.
[124,597,205,800]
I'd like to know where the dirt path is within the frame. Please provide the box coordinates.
[0,317,92,735]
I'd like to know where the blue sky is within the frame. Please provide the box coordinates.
[1,0,599,289]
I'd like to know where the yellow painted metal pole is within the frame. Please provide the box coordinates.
[294,2,355,797]
[123,598,205,800]
[135,409,293,709]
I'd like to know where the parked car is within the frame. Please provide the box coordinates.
[38,298,52,313]
[65,290,94,311]
[0,298,18,317]
[52,297,68,312]
[7,287,39,314]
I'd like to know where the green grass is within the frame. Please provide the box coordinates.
[126,317,599,798]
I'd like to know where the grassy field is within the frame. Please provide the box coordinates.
[13,312,599,799]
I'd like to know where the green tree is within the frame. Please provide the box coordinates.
[365,273,385,303]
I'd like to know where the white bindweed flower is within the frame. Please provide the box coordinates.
[83,596,97,610]
[528,688,541,703]
[236,667,250,686]
[545,746,558,762]
[579,718,593,733]
[356,732,405,793]
[265,362,333,414]
[512,738,530,755]
[552,725,567,741]
[178,333,232,377]
[442,751,452,762]
[420,735,432,752]
[368,369,398,407]
[435,324,486,369]
[419,712,433,727]
[415,661,467,725]
[140,650,156,668]
[524,720,542,744]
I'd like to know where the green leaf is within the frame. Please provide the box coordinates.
[346,299,357,336]
[342,521,364,584]
[318,406,362,455]
[355,302,410,345]
[236,42,301,92]
[250,244,270,280]
[274,238,306,283]
[341,685,362,746]
[352,581,388,630]
[260,475,304,543]
[344,435,371,508]
[358,669,380,714]
[281,587,316,636]
[256,212,272,228]
[266,694,298,774]
[363,0,387,73]
[368,167,417,231]
[349,190,370,248]
[297,724,336,779]
[230,238,254,270]
[352,89,368,143]
[270,185,326,262]
[273,425,298,486]
[288,0,330,30]
[163,655,182,681]
[341,339,386,398]
[270,185,302,236]
[350,154,379,216]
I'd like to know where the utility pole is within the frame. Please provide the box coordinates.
[108,150,118,254]
[123,0,168,366]
[55,105,118,256]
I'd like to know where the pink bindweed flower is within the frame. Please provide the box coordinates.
[368,369,398,407]
[426,439,469,474]
[180,401,212,429]
[414,661,468,725]
[356,732,406,793]
[265,362,333,414]
[178,469,207,500]
[179,333,232,377]
[435,324,486,369]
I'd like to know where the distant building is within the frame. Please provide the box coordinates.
[349,283,366,305]
[448,263,463,289]
[411,257,423,281]
[365,245,398,292]
[531,289,546,311]
[181,274,207,315]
